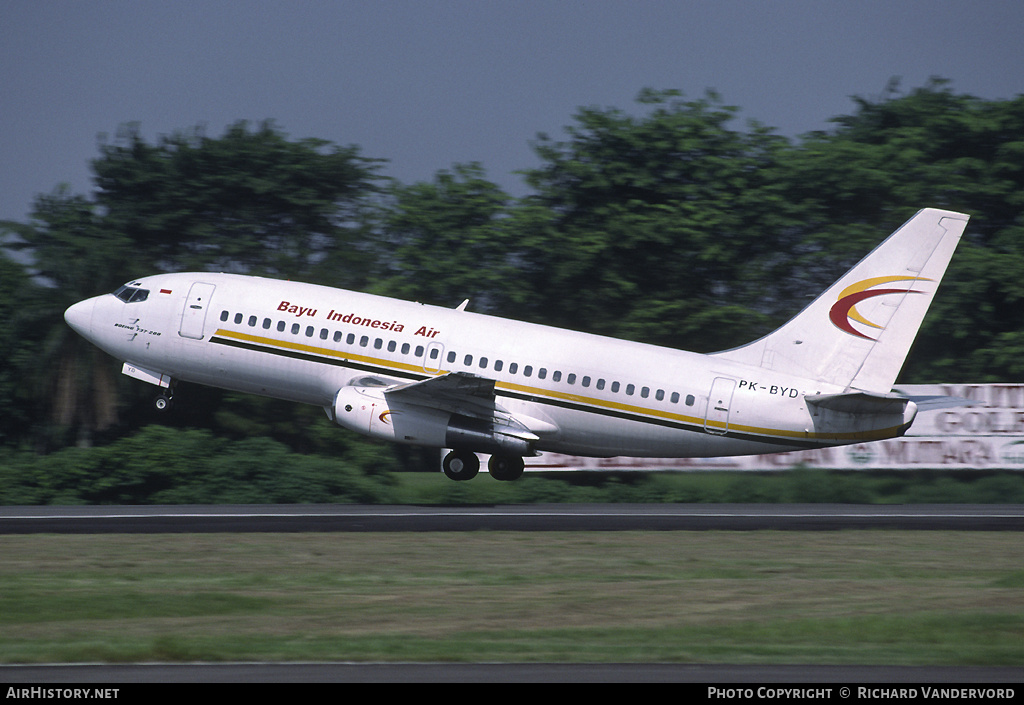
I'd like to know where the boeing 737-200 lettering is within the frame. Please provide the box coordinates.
[64,208,969,480]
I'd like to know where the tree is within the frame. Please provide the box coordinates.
[0,254,45,445]
[367,163,516,309]
[1,122,387,448]
[1,189,126,447]
[779,79,1024,382]
[92,120,384,282]
[508,89,791,350]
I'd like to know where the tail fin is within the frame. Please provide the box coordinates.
[713,208,969,392]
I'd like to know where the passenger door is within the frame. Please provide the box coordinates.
[179,282,216,340]
[704,377,736,434]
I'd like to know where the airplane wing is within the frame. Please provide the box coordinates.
[384,371,506,424]
[387,370,495,401]
[382,371,557,437]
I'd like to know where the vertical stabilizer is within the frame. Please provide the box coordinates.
[713,208,969,392]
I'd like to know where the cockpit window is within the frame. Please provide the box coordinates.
[112,285,150,303]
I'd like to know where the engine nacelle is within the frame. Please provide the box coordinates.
[330,386,535,455]
[332,386,449,447]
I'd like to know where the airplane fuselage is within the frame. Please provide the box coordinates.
[63,208,971,480]
[65,271,912,462]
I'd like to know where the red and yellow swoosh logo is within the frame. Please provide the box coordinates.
[828,276,931,340]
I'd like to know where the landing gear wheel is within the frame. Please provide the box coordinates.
[442,450,480,481]
[154,393,174,412]
[488,454,525,481]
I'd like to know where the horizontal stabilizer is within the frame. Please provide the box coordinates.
[805,391,911,415]
[900,394,973,411]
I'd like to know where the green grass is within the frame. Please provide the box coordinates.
[1,531,1022,665]
[386,468,1024,505]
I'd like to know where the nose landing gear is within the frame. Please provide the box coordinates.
[153,380,177,412]
[154,392,174,412]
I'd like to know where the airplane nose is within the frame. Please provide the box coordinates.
[64,298,95,338]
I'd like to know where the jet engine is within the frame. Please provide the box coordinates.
[330,385,535,456]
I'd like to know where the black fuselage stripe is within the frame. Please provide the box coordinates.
[211,333,430,381]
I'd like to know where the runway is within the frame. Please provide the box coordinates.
[3,503,1022,683]
[3,661,1022,683]
[1,502,1023,533]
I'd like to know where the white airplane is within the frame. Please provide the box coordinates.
[64,208,969,481]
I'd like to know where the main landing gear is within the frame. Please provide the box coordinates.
[442,450,525,482]
[487,453,525,481]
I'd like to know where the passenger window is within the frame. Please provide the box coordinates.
[626,384,635,396]
[656,389,665,401]
[567,374,576,385]
[582,376,590,387]
[334,331,343,342]
[670,392,680,404]
[641,387,650,398]
[401,343,410,355]
[686,394,695,406]
[479,357,488,368]
[277,321,286,332]
[220,310,229,322]
[524,366,533,377]
[374,338,383,349]
[611,381,620,393]
[348,333,356,345]
[429,347,439,359]
[388,341,396,352]
[596,379,605,390]
[509,363,518,374]
[263,318,271,330]
[553,371,562,382]
[248,316,257,327]
[320,328,329,340]
[415,345,424,357]
[305,326,314,337]
[538,368,547,379]
[291,323,300,335]
[447,351,456,363]
[494,360,503,372]
[235,313,244,325]
[464,354,473,366]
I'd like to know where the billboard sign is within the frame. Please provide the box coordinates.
[522,384,1024,472]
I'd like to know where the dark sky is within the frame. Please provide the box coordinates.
[3,0,1023,221]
